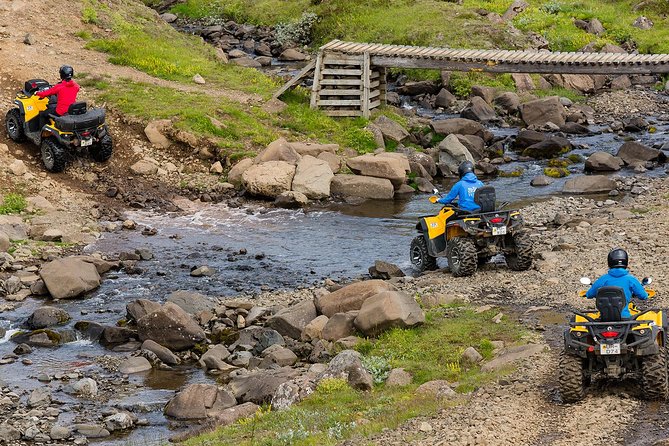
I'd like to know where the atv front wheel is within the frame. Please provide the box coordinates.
[641,348,669,400]
[41,139,66,173]
[447,237,477,277]
[5,108,25,142]
[506,231,533,271]
[559,351,586,403]
[90,134,113,162]
[410,236,437,272]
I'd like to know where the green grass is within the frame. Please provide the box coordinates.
[185,304,527,445]
[533,86,586,103]
[0,193,27,215]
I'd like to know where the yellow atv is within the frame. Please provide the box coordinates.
[410,185,532,276]
[560,278,667,402]
[5,79,112,172]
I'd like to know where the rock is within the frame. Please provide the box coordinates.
[262,346,298,367]
[408,151,438,177]
[242,161,296,198]
[228,49,247,59]
[167,290,216,315]
[435,88,457,108]
[511,73,535,91]
[190,266,215,277]
[26,195,55,212]
[165,384,237,420]
[130,160,158,175]
[292,155,334,199]
[461,96,498,122]
[330,175,394,200]
[617,141,666,165]
[0,231,9,252]
[9,160,27,176]
[73,424,110,438]
[611,75,632,90]
[233,326,285,356]
[416,380,457,399]
[530,175,554,187]
[502,0,529,21]
[462,346,483,363]
[290,142,338,157]
[144,120,171,148]
[278,48,307,61]
[39,257,101,299]
[623,116,649,132]
[232,57,262,68]
[169,403,260,442]
[523,137,572,159]
[563,176,617,194]
[520,96,566,127]
[481,344,546,372]
[456,134,486,160]
[49,425,71,440]
[255,138,301,165]
[127,299,162,323]
[160,12,177,23]
[119,357,152,374]
[514,129,547,150]
[0,423,21,441]
[354,291,425,336]
[302,315,329,341]
[438,134,475,176]
[346,154,407,186]
[321,312,357,341]
[13,343,32,355]
[210,161,223,174]
[587,18,604,35]
[230,367,301,404]
[318,152,342,173]
[431,118,486,138]
[386,368,413,386]
[28,387,51,408]
[227,158,254,188]
[385,91,401,106]
[494,92,520,114]
[275,191,309,209]
[368,260,405,279]
[261,98,287,114]
[561,74,596,94]
[67,378,98,397]
[585,152,624,172]
[142,340,180,365]
[137,302,206,351]
[215,48,229,64]
[26,306,71,329]
[397,81,440,96]
[633,16,653,29]
[0,215,28,240]
[319,350,373,391]
[268,299,318,339]
[199,344,231,371]
[372,116,409,142]
[414,177,436,193]
[40,228,63,242]
[193,74,206,85]
[316,280,397,317]
[105,412,135,431]
[601,43,627,53]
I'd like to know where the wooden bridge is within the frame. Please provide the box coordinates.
[275,39,669,118]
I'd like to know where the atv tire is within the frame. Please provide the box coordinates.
[410,236,437,272]
[41,139,66,173]
[558,350,586,403]
[447,237,477,277]
[5,108,25,142]
[506,231,533,271]
[641,348,669,401]
[90,134,113,162]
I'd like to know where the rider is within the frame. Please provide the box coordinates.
[437,160,484,212]
[36,65,80,117]
[585,248,648,318]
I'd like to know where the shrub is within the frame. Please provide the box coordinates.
[0,193,27,215]
[275,12,319,46]
[362,355,391,385]
[541,1,563,14]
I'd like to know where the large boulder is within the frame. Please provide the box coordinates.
[316,280,397,317]
[519,96,566,127]
[522,136,572,159]
[455,135,486,160]
[372,116,409,142]
[438,134,475,176]
[0,215,28,241]
[127,299,162,323]
[317,152,342,173]
[39,257,101,299]
[561,74,596,93]
[164,384,237,420]
[431,118,486,138]
[494,92,520,114]
[321,312,357,341]
[227,158,254,188]
[229,367,301,404]
[275,191,309,209]
[137,302,206,351]
[460,96,498,122]
[435,88,457,108]
[408,151,438,177]
[514,129,547,150]
[346,154,407,186]
[199,344,232,371]
[242,161,296,198]
[144,120,171,148]
[616,141,667,165]
[585,152,624,172]
[292,155,334,199]
[354,291,425,336]
[254,138,301,165]
[330,175,394,200]
[142,340,180,365]
[26,306,70,329]
[396,81,440,96]
[232,326,285,356]
[289,142,338,157]
[267,299,318,340]
[563,175,617,194]
[318,350,373,391]
[167,290,216,315]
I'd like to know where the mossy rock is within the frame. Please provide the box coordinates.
[499,169,524,178]
[547,158,573,168]
[567,154,584,163]
[11,329,63,347]
[543,167,570,178]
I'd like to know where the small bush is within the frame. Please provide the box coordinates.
[275,12,319,46]
[541,1,563,14]
[362,355,391,385]
[543,167,570,178]
[0,194,27,215]
[316,378,350,394]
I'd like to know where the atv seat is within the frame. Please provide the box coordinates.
[596,286,626,322]
[54,108,105,132]
[68,102,87,115]
[475,186,496,213]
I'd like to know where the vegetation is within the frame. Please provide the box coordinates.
[0,193,27,215]
[185,304,528,445]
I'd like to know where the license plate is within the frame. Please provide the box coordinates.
[81,138,93,147]
[492,226,507,236]
[600,343,621,355]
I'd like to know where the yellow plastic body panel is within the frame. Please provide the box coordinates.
[570,303,663,333]
[16,94,48,123]
[425,207,454,240]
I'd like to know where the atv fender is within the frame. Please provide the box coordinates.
[416,219,446,257]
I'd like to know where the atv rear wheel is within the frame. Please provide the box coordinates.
[506,231,533,271]
[641,348,669,400]
[559,351,586,403]
[41,139,66,173]
[90,134,113,162]
[447,237,477,277]
[410,236,437,272]
[5,109,25,142]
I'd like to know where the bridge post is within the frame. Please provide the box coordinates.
[310,52,323,109]
[362,52,371,118]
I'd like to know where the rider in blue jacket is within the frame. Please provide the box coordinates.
[437,161,484,212]
[585,248,648,318]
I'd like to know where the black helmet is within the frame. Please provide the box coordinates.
[59,65,74,81]
[607,248,628,268]
[457,160,474,179]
